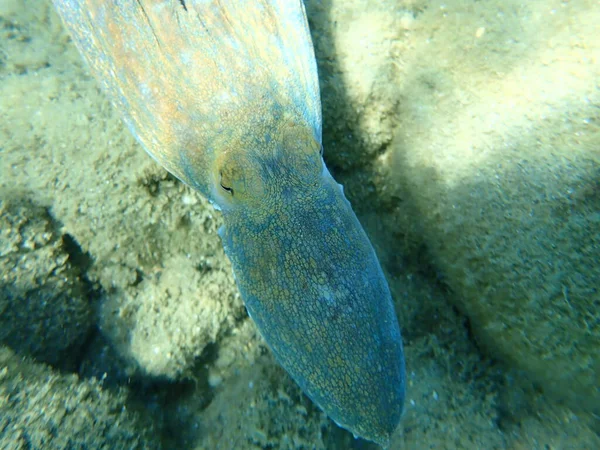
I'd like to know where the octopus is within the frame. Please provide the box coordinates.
[52,0,406,446]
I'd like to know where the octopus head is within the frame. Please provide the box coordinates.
[211,120,324,215]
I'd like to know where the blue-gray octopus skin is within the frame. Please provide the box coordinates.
[53,0,406,445]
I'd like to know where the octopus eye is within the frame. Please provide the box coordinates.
[219,171,234,195]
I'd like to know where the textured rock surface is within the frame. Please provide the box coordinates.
[383,0,600,412]
[0,196,94,369]
[0,346,161,450]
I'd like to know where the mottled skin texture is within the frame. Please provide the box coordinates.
[53,0,405,445]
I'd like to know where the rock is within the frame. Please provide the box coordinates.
[0,346,161,450]
[386,0,600,412]
[0,196,94,369]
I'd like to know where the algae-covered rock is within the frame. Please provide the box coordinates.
[0,346,161,450]
[100,250,241,379]
[196,358,329,450]
[307,0,402,173]
[190,321,331,449]
[0,196,94,369]
[384,0,600,411]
